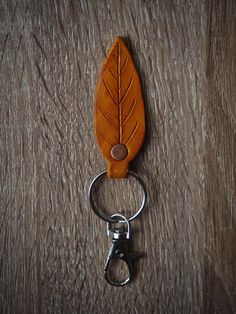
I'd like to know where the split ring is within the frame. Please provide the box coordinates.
[88,170,147,223]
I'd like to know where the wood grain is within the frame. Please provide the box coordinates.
[0,0,235,313]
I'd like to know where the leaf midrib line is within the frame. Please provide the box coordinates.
[101,41,138,146]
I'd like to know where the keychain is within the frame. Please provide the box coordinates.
[88,36,147,286]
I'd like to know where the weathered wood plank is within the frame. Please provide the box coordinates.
[0,0,235,313]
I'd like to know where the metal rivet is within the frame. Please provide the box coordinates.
[111,144,128,160]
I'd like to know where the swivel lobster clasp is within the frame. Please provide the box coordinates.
[104,214,139,286]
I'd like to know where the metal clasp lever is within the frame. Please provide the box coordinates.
[104,214,139,286]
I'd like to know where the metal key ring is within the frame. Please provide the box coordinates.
[88,170,147,223]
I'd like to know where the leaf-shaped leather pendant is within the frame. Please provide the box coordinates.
[94,36,145,178]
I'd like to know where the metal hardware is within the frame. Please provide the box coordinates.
[88,170,147,223]
[104,214,139,286]
[88,172,147,286]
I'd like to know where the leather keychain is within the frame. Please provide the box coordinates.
[88,36,147,286]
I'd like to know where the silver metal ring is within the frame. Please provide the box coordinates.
[88,170,147,223]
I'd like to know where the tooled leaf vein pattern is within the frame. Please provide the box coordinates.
[101,41,140,146]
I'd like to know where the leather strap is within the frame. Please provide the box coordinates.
[94,36,145,178]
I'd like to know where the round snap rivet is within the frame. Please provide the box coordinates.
[111,144,128,160]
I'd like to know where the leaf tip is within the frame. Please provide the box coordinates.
[114,36,124,45]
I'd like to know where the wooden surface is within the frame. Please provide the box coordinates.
[0,0,236,313]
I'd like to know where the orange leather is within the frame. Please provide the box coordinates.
[94,36,145,178]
